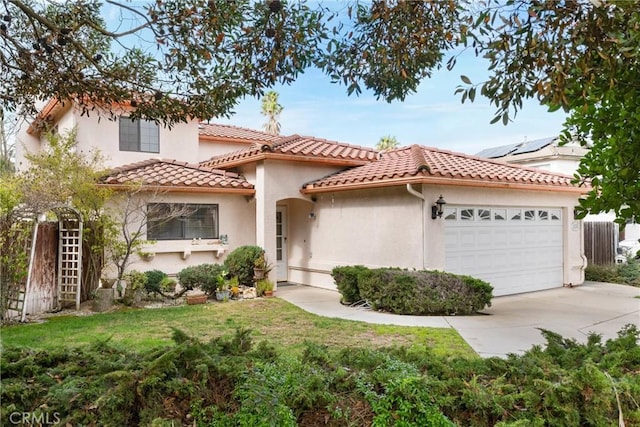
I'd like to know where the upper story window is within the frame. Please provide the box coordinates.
[119,117,159,153]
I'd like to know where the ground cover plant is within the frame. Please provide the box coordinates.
[586,258,640,287]
[333,266,493,315]
[2,322,638,426]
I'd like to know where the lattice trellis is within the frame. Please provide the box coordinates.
[57,213,83,311]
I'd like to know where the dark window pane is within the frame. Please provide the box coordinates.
[119,116,159,153]
[147,203,218,240]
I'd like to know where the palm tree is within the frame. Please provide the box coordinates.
[261,91,283,135]
[376,135,399,151]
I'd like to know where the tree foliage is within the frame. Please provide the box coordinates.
[260,90,283,135]
[0,0,460,126]
[457,0,640,221]
[2,1,639,219]
[376,135,399,151]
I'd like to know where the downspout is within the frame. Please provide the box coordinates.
[406,184,426,269]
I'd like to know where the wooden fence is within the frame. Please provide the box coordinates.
[584,221,617,265]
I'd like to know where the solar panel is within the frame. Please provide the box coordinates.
[510,137,556,155]
[475,143,519,159]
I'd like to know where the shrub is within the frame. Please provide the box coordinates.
[585,259,640,287]
[224,245,265,286]
[358,268,493,315]
[176,264,226,295]
[256,279,274,297]
[331,265,369,304]
[144,270,168,295]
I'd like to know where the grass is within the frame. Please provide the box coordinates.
[0,297,475,358]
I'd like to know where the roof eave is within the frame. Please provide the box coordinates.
[207,152,374,169]
[301,176,589,195]
[96,183,255,195]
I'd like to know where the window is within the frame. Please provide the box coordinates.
[493,209,506,220]
[147,203,218,240]
[119,117,159,153]
[444,207,457,220]
[509,209,522,220]
[460,209,474,221]
[478,209,491,221]
[524,210,536,221]
[538,210,549,220]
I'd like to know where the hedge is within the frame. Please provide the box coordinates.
[224,245,265,286]
[333,266,493,315]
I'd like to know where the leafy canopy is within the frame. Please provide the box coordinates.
[2,1,639,219]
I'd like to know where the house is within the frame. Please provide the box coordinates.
[477,136,640,261]
[15,99,588,304]
[475,136,588,175]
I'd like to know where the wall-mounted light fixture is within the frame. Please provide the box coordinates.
[431,195,447,219]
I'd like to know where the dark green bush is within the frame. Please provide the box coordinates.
[143,270,167,294]
[3,326,639,426]
[358,268,493,315]
[331,265,369,304]
[176,263,225,295]
[224,245,264,286]
[585,259,640,287]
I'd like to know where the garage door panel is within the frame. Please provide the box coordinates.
[444,206,563,296]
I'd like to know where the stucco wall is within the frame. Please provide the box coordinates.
[103,191,255,279]
[16,105,201,170]
[74,111,200,168]
[287,183,585,291]
[287,186,424,289]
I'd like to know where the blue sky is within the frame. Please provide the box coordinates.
[217,50,567,155]
[102,2,566,156]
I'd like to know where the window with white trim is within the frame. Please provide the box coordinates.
[119,117,159,153]
[147,203,218,240]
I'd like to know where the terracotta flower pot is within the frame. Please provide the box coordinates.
[186,294,207,305]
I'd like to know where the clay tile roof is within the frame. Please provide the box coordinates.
[99,159,254,193]
[200,134,379,168]
[303,145,587,193]
[198,123,281,143]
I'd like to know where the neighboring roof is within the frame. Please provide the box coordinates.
[200,134,379,168]
[476,137,556,159]
[99,159,254,194]
[302,145,587,194]
[198,123,281,144]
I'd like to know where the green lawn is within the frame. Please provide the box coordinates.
[0,297,475,358]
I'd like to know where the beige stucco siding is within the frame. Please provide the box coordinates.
[104,191,255,279]
[287,186,424,289]
[74,112,200,168]
[287,183,585,291]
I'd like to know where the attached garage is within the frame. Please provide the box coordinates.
[444,206,564,296]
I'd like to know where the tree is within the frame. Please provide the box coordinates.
[0,1,459,126]
[260,90,283,135]
[376,135,399,151]
[3,1,639,220]
[455,0,640,222]
[0,108,16,175]
[102,185,193,288]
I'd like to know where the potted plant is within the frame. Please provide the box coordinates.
[253,253,273,280]
[228,277,241,299]
[256,279,275,297]
[122,270,147,306]
[215,272,231,301]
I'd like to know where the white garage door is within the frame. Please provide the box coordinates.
[444,207,563,296]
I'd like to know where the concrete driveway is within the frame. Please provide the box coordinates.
[276,281,640,358]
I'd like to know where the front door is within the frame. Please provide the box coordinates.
[276,206,288,282]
